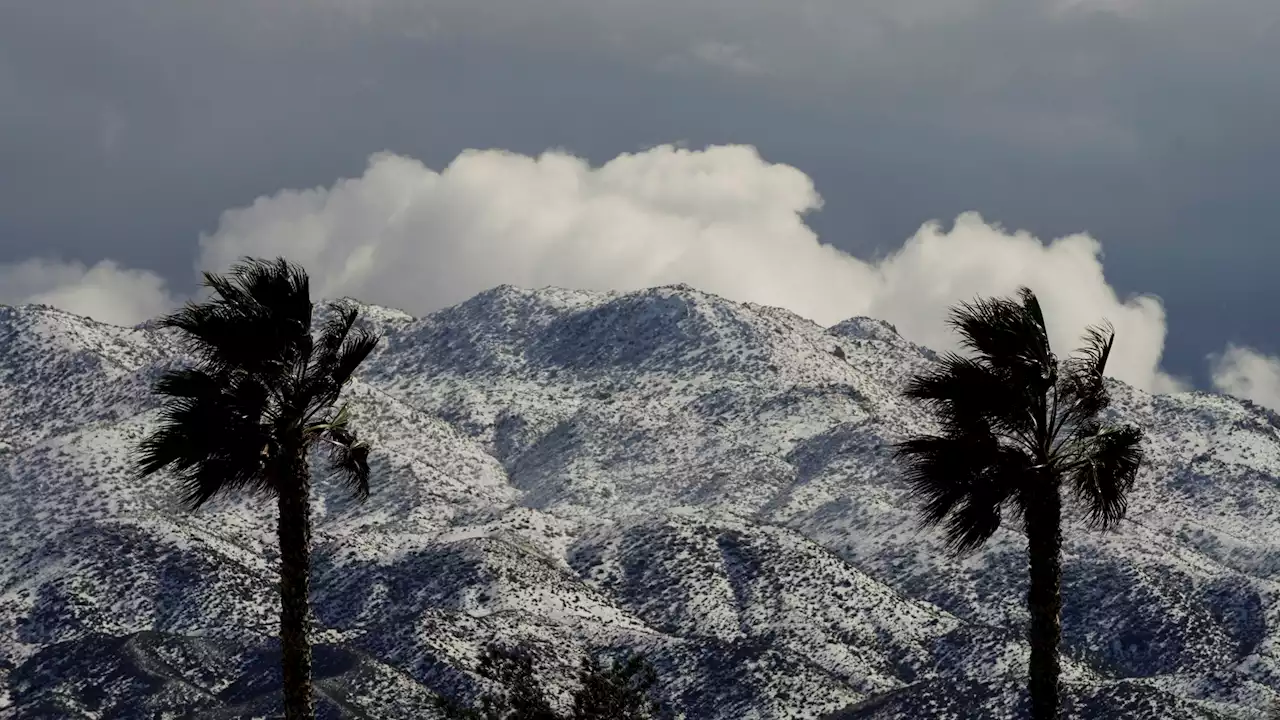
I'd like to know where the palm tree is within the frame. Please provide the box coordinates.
[133,257,380,720]
[894,287,1144,719]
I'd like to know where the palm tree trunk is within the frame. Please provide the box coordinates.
[1026,479,1063,720]
[277,455,315,720]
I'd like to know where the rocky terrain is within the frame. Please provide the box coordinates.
[0,283,1278,718]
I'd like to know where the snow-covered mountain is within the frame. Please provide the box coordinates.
[1,284,1278,719]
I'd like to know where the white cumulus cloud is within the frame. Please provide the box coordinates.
[1209,344,1280,411]
[198,144,1185,392]
[0,258,176,327]
[865,216,1182,393]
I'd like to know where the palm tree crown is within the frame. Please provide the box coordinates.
[895,287,1144,552]
[135,257,379,507]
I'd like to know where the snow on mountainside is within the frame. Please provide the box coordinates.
[1,285,1279,718]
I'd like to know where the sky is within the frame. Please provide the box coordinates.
[2,1,1280,405]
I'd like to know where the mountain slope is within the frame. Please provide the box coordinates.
[0,286,1277,719]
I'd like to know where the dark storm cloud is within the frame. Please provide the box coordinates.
[1,0,1277,387]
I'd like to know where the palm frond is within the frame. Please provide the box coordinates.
[948,287,1055,384]
[315,423,371,501]
[1060,322,1115,412]
[135,366,274,509]
[149,366,225,404]
[328,328,380,387]
[160,301,279,379]
[1018,286,1048,336]
[905,352,1037,448]
[1047,322,1118,456]
[1073,321,1115,378]
[312,304,361,376]
[160,257,314,383]
[226,256,312,330]
[894,434,1024,553]
[1065,424,1144,529]
[302,303,381,420]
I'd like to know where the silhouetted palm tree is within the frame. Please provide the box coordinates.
[894,287,1144,720]
[134,257,380,720]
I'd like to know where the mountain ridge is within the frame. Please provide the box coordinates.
[0,284,1277,718]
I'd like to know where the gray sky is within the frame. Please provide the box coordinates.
[3,0,1279,396]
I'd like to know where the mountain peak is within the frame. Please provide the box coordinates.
[828,316,900,341]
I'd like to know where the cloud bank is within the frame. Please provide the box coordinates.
[1210,346,1280,412]
[11,142,1277,401]
[0,258,175,327]
[198,145,1181,392]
